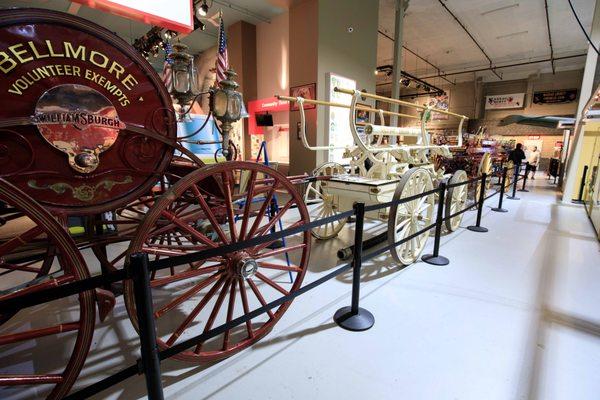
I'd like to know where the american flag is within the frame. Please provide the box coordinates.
[162,42,173,91]
[215,14,228,83]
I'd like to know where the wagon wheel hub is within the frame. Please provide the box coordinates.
[230,251,259,278]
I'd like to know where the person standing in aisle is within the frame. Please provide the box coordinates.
[526,145,541,179]
[508,143,526,165]
[508,143,526,180]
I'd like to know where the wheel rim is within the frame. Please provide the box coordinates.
[124,162,311,362]
[305,162,347,240]
[0,179,94,400]
[445,170,468,231]
[475,153,493,200]
[388,168,434,265]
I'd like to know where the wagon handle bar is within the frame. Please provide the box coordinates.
[338,89,465,150]
[333,87,468,119]
[276,95,420,120]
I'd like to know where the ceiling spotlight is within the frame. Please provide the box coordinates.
[424,86,431,92]
[416,84,423,90]
[400,78,410,87]
[197,0,209,17]
[374,69,379,75]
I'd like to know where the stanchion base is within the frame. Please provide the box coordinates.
[421,254,450,266]
[518,189,529,192]
[491,207,508,213]
[334,306,374,331]
[506,196,520,200]
[467,225,488,233]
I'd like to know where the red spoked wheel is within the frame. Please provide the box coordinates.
[0,179,95,400]
[124,161,311,362]
[88,158,205,273]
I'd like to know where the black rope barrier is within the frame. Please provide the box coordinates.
[1,170,526,400]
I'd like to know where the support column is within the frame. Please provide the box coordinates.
[562,0,600,201]
[390,0,405,127]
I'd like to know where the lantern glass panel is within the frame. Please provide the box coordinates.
[213,91,228,117]
[189,62,201,95]
[227,93,242,120]
[173,69,189,94]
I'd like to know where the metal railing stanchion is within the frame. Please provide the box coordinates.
[506,162,520,200]
[467,173,489,233]
[422,182,449,265]
[492,167,509,213]
[334,202,375,331]
[129,253,165,400]
[518,162,530,192]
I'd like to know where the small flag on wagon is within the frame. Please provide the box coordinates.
[215,12,228,84]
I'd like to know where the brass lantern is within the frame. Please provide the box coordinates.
[168,41,201,115]
[210,68,244,160]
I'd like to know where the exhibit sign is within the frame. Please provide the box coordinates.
[426,92,450,120]
[533,89,578,104]
[71,0,194,33]
[485,93,525,110]
[326,73,356,163]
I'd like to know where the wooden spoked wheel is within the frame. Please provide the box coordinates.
[124,162,311,362]
[88,160,205,273]
[0,179,95,400]
[388,168,435,266]
[445,170,468,231]
[304,162,347,240]
[475,153,493,201]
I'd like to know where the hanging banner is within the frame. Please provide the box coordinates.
[485,93,525,110]
[533,89,578,104]
[426,92,450,120]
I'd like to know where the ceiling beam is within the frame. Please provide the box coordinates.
[436,0,502,80]
[377,30,455,85]
[544,0,556,74]
[419,53,586,79]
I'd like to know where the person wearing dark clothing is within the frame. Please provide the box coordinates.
[508,143,526,166]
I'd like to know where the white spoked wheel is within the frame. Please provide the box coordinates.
[305,162,347,240]
[388,167,435,266]
[445,170,468,231]
[475,153,493,201]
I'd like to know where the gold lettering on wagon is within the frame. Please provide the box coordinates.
[27,176,133,202]
[1,40,139,107]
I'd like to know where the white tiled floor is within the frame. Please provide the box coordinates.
[5,176,600,399]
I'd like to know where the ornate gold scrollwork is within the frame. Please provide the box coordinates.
[27,176,133,202]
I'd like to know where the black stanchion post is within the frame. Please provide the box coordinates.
[518,162,530,192]
[492,166,509,213]
[572,165,589,204]
[334,202,374,331]
[467,173,489,233]
[422,182,449,266]
[506,162,520,200]
[129,253,165,400]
